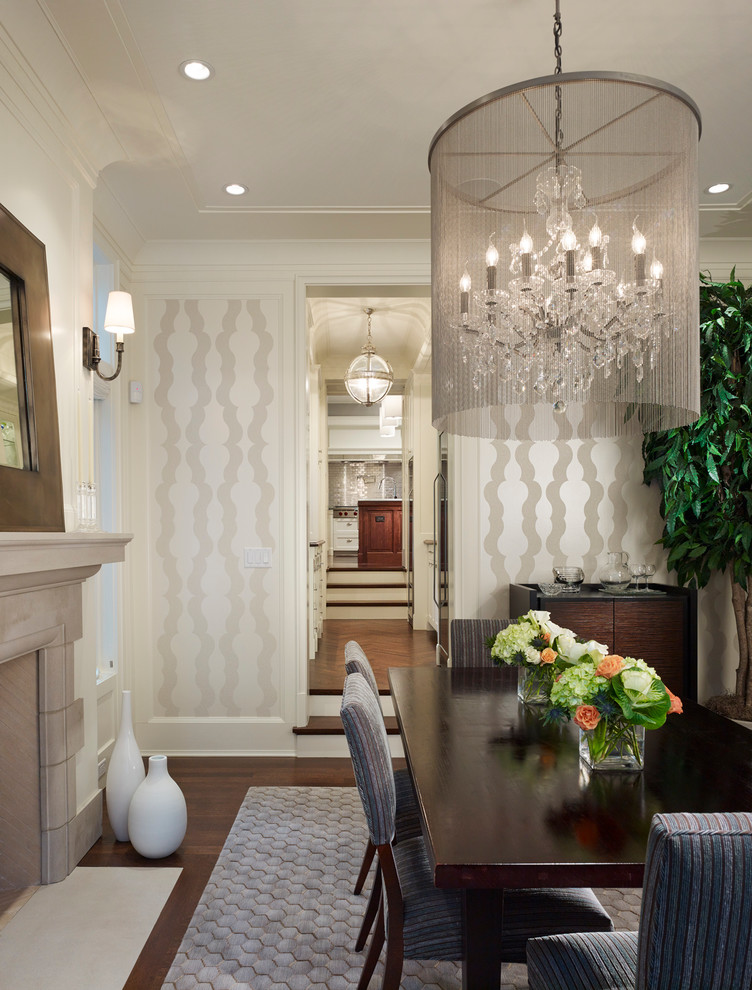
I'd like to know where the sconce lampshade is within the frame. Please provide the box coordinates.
[103,291,136,339]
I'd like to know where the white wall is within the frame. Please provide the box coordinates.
[120,243,431,753]
[0,29,105,818]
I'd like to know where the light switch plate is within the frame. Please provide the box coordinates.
[244,547,272,568]
[129,380,143,404]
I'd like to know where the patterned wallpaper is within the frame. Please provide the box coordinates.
[473,434,733,702]
[149,297,280,719]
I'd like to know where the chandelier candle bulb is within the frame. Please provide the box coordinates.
[520,231,534,278]
[486,239,499,291]
[460,269,471,320]
[561,228,577,284]
[589,221,603,269]
[632,224,647,284]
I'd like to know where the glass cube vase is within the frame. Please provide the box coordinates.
[579,723,645,771]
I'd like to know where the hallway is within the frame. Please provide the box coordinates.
[308,618,437,693]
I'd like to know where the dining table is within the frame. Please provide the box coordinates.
[388,664,752,990]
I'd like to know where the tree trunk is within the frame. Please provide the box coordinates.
[731,569,750,700]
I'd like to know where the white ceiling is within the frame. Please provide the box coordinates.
[37,0,752,245]
[307,290,431,387]
[16,1,752,380]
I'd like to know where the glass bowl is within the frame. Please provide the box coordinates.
[537,581,563,596]
[552,565,585,593]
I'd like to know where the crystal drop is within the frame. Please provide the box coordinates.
[553,400,567,414]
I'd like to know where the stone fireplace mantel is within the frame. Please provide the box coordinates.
[0,531,132,887]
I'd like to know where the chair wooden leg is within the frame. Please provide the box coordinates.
[379,844,405,990]
[355,861,382,951]
[357,896,385,990]
[354,839,376,894]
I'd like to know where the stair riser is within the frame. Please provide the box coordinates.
[309,694,396,717]
[327,572,406,587]
[327,587,407,602]
[326,604,408,620]
[296,733,404,759]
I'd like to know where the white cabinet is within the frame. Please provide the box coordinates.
[332,516,359,552]
[308,541,325,659]
[427,541,438,630]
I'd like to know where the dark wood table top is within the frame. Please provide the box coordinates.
[389,665,752,891]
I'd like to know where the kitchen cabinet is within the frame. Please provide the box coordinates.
[331,514,359,552]
[509,583,698,700]
[358,500,402,568]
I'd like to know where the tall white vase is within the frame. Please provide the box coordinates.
[105,690,145,841]
[127,755,187,859]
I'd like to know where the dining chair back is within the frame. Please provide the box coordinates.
[345,639,381,702]
[527,811,752,990]
[450,618,508,667]
[341,671,462,990]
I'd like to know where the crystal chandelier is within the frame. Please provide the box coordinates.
[344,307,394,406]
[429,1,701,440]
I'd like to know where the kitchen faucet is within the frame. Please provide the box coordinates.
[378,477,397,499]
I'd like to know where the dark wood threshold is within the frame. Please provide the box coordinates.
[327,565,407,573]
[293,715,400,735]
[309,687,391,697]
[327,582,406,589]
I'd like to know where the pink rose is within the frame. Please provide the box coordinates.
[574,705,601,731]
[667,689,683,714]
[595,654,626,679]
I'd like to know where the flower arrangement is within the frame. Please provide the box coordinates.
[545,653,682,769]
[487,611,610,703]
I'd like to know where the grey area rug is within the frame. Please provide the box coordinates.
[161,786,640,990]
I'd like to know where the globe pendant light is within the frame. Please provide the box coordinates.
[344,307,394,406]
[429,0,701,441]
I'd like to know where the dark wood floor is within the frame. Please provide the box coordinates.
[81,757,361,990]
[308,618,437,692]
[76,618,432,986]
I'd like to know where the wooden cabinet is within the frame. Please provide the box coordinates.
[509,583,698,700]
[358,500,402,569]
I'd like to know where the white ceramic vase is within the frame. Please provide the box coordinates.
[105,690,145,841]
[127,755,187,858]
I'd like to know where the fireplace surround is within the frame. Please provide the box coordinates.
[0,531,130,887]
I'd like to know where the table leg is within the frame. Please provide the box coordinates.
[462,889,504,990]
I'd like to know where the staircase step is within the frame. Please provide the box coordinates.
[327,569,406,586]
[294,716,404,757]
[327,586,408,602]
[326,602,409,620]
[293,715,400,736]
[309,693,395,717]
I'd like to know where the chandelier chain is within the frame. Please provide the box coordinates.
[553,0,564,160]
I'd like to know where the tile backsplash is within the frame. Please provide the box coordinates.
[329,461,402,506]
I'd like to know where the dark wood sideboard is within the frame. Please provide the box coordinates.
[509,583,698,701]
[358,500,402,568]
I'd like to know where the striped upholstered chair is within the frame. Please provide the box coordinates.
[343,640,422,948]
[450,617,509,667]
[341,672,615,990]
[527,812,752,990]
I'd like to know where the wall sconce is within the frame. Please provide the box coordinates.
[83,290,135,381]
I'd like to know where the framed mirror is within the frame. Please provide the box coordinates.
[0,203,63,531]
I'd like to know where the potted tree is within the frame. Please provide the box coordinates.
[642,271,752,717]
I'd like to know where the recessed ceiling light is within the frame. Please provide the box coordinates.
[706,182,731,195]
[180,60,214,81]
[224,183,247,196]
